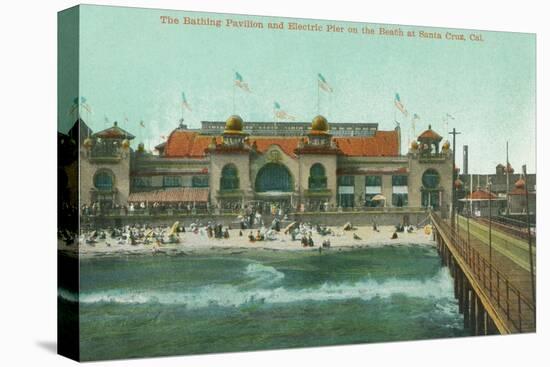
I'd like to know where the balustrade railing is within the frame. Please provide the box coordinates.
[431,212,535,333]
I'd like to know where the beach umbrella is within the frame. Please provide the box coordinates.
[168,221,180,236]
[372,194,387,207]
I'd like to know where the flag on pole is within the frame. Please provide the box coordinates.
[274,101,295,120]
[394,93,408,117]
[181,92,192,111]
[318,73,333,92]
[234,72,251,92]
[413,113,420,120]
[140,120,145,128]
[446,113,455,120]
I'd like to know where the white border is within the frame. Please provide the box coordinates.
[1,1,547,366]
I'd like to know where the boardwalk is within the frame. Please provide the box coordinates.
[430,212,535,335]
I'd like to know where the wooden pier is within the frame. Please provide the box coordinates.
[430,211,535,335]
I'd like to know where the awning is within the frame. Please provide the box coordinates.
[128,188,209,203]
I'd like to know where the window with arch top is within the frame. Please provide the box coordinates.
[422,169,440,189]
[255,163,293,192]
[94,170,114,191]
[220,164,239,191]
[308,163,327,190]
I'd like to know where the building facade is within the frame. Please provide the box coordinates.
[78,115,454,214]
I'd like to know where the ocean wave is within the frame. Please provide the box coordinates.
[59,267,455,309]
[244,263,285,285]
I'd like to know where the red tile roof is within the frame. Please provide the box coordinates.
[334,131,399,157]
[418,128,442,141]
[163,130,399,158]
[466,189,498,200]
[164,131,221,158]
[252,137,302,157]
[94,123,135,140]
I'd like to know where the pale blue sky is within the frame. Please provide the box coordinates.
[61,5,536,173]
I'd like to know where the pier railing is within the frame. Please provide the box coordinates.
[431,212,535,333]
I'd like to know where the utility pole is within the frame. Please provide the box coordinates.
[523,164,536,323]
[449,128,461,228]
[506,141,510,215]
[487,179,493,265]
[487,178,493,297]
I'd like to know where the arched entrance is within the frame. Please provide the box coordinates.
[254,163,294,211]
[255,163,293,192]
[421,168,441,209]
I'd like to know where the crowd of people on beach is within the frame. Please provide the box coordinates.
[62,201,424,253]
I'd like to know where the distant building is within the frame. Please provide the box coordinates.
[458,163,536,216]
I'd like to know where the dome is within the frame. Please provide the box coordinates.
[442,140,451,150]
[311,115,329,133]
[410,140,419,149]
[121,139,130,149]
[83,137,93,149]
[515,178,526,189]
[418,125,442,142]
[224,115,244,134]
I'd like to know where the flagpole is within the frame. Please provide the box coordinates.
[233,82,236,114]
[329,91,332,120]
[393,100,397,126]
[317,78,320,115]
[409,114,412,147]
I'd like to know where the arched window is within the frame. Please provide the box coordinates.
[421,169,440,209]
[220,164,239,190]
[255,163,293,192]
[94,170,114,191]
[422,169,440,189]
[308,163,327,190]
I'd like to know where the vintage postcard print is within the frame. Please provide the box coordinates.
[58,5,536,361]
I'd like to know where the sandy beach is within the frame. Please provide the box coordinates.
[59,225,435,258]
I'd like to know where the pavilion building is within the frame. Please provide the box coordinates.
[78,115,454,214]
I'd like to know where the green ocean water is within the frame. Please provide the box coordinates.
[59,245,468,361]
